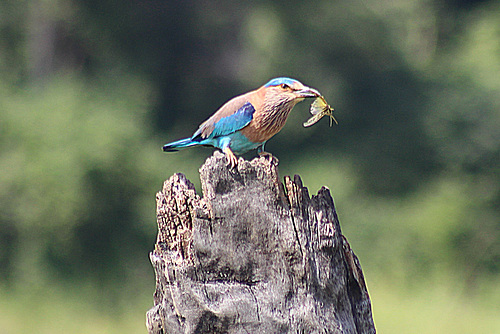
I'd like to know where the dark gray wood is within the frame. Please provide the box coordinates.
[146,151,376,334]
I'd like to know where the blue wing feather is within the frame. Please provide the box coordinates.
[192,102,255,140]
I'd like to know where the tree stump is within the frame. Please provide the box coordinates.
[146,151,376,334]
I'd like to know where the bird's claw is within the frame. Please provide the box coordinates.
[259,151,273,159]
[223,147,238,170]
[258,151,279,165]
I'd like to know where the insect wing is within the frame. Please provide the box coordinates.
[305,95,338,127]
[310,96,328,115]
[303,113,324,127]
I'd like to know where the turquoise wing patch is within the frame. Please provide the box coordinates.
[192,102,255,140]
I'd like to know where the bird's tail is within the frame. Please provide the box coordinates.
[162,138,200,152]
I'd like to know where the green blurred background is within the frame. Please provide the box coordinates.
[1,0,499,332]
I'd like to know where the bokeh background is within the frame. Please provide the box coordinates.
[1,0,499,333]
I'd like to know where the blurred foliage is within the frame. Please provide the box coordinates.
[0,0,499,332]
[0,75,159,288]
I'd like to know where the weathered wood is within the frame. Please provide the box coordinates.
[146,151,376,334]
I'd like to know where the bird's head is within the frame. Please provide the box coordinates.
[262,77,320,105]
[252,77,321,135]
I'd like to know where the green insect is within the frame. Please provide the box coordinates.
[303,95,338,127]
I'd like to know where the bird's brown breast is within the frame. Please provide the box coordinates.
[240,100,297,143]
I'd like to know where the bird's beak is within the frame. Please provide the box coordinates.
[295,86,321,98]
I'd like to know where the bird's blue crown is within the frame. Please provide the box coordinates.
[264,77,298,87]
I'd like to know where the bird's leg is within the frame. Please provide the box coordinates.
[223,147,238,169]
[257,143,273,159]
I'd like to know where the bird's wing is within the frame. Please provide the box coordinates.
[192,96,255,140]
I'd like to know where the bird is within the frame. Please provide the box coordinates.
[162,77,320,167]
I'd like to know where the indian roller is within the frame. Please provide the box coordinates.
[162,77,320,167]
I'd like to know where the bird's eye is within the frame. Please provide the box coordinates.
[280,84,289,90]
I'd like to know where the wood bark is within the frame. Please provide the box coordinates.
[146,151,376,334]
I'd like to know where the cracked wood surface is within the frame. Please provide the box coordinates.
[146,151,376,334]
